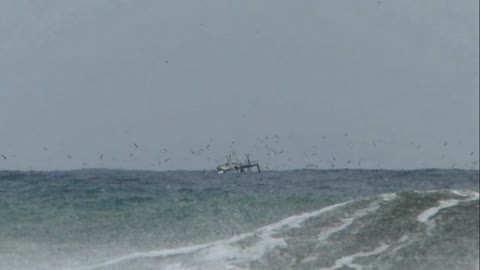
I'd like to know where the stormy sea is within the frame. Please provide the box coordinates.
[0,169,478,270]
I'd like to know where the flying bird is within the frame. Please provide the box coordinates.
[1,154,7,160]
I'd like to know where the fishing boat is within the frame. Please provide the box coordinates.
[216,154,261,174]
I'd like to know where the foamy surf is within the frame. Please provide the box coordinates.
[75,200,354,270]
[318,244,390,270]
[71,190,480,270]
[1,170,478,270]
[317,200,380,242]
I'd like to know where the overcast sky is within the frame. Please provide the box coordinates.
[0,0,478,171]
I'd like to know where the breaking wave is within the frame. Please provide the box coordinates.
[74,190,479,270]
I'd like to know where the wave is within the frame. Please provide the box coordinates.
[72,189,479,270]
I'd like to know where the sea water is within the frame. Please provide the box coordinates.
[0,169,478,270]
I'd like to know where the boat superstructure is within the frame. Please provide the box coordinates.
[216,154,261,174]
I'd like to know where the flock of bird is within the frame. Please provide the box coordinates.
[0,135,479,170]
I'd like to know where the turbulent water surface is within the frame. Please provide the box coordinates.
[0,169,478,270]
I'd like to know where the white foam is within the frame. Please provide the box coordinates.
[74,200,353,270]
[74,244,211,270]
[74,191,441,270]
[417,199,460,224]
[317,233,417,270]
[450,190,480,200]
[317,200,380,242]
[317,217,354,242]
[257,200,352,232]
[380,193,397,201]
[416,190,479,231]
[317,193,396,242]
[318,244,390,270]
[390,235,413,255]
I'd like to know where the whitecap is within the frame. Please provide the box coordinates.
[318,244,390,270]
[416,199,461,224]
[74,200,354,270]
[317,200,380,242]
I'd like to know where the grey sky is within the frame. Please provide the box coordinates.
[0,0,478,171]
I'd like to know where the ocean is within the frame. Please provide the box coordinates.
[0,169,478,270]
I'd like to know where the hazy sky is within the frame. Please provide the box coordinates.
[0,0,478,171]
